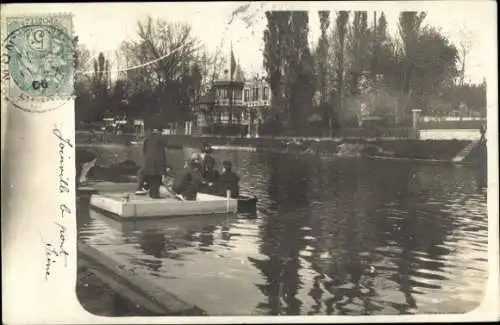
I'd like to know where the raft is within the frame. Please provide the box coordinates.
[89,208,234,234]
[164,176,258,214]
[89,192,238,219]
[198,190,258,214]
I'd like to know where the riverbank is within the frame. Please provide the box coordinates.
[76,134,486,169]
[77,242,205,316]
[77,265,160,316]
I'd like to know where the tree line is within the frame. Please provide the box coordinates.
[74,11,486,134]
[263,11,486,134]
[74,16,225,130]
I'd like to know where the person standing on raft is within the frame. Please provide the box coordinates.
[200,142,219,184]
[141,126,169,199]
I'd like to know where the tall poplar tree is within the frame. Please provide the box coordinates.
[334,11,350,122]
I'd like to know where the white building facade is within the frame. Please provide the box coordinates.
[194,71,272,134]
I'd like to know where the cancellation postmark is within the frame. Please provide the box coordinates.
[1,14,75,113]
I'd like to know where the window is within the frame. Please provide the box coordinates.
[263,87,269,100]
[234,89,242,100]
[244,89,249,101]
[252,88,258,101]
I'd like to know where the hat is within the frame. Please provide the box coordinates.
[222,160,232,171]
[190,152,201,163]
[202,142,213,153]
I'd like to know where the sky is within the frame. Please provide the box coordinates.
[3,1,497,84]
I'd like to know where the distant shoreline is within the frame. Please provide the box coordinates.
[76,133,486,168]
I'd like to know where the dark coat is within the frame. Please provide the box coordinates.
[172,165,202,200]
[142,133,168,176]
[215,171,240,198]
[201,153,218,182]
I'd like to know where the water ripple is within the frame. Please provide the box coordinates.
[77,151,488,316]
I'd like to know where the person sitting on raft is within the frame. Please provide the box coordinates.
[200,142,219,184]
[215,160,240,198]
[172,153,203,201]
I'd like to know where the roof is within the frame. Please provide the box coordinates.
[234,65,245,82]
[214,59,246,85]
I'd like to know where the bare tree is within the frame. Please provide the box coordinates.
[457,28,474,87]
[121,16,202,124]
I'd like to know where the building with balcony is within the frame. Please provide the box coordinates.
[193,67,272,136]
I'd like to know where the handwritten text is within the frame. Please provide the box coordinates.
[53,127,73,194]
[43,127,73,280]
[43,219,69,279]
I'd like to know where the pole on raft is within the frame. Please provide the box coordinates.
[223,190,231,231]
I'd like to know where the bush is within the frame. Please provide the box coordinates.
[259,118,285,136]
[202,124,248,136]
[339,127,413,138]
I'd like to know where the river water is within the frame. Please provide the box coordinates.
[77,149,488,316]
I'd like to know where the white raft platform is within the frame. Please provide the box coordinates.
[89,192,238,218]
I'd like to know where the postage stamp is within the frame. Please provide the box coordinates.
[1,14,74,112]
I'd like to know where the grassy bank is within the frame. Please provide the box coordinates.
[76,134,478,168]
[160,135,471,161]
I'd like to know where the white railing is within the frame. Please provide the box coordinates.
[245,101,271,107]
[215,99,243,106]
[421,116,486,122]
[419,129,481,140]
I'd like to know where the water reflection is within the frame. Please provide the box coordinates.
[135,231,165,274]
[77,151,488,316]
[251,155,312,315]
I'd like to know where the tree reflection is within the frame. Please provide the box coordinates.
[135,230,166,273]
[296,159,463,315]
[251,155,312,315]
[475,166,487,193]
[376,163,463,313]
[312,160,378,315]
[198,224,217,251]
[77,149,488,315]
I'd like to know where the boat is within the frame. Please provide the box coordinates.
[234,193,258,214]
[89,192,238,219]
